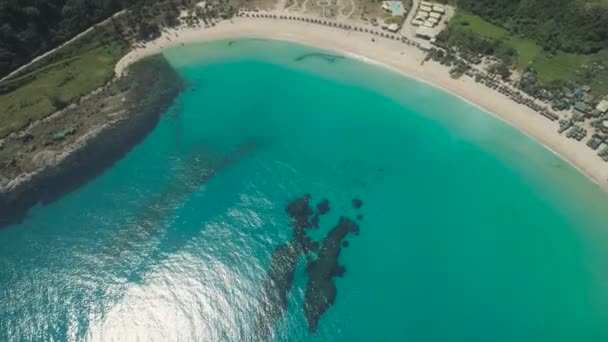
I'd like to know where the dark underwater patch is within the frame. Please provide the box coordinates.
[294,53,346,63]
[304,216,359,333]
[256,194,361,336]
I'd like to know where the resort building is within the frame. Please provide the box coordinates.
[382,1,406,16]
[432,5,445,13]
[412,18,424,26]
[415,12,428,20]
[423,21,435,28]
[596,99,608,114]
[421,1,432,6]
[417,10,430,18]
[420,5,432,12]
[427,17,439,25]
[574,101,591,115]
[416,26,436,39]
[388,23,400,33]
[429,12,441,19]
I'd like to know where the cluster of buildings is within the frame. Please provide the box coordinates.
[412,2,445,28]
[411,1,446,40]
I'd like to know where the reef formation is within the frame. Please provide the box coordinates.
[256,195,361,337]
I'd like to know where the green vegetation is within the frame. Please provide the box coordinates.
[458,0,608,55]
[439,7,608,96]
[0,26,129,139]
[531,50,608,96]
[444,10,540,69]
[0,0,242,139]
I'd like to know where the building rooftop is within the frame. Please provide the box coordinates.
[415,12,428,19]
[429,12,441,19]
[574,101,590,113]
[412,18,424,26]
[388,23,400,32]
[597,99,608,113]
[432,5,445,13]
[416,26,436,39]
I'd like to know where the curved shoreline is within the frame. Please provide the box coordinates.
[116,16,607,191]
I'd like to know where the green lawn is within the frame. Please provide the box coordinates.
[0,26,129,139]
[532,49,608,96]
[449,10,541,69]
[451,10,507,40]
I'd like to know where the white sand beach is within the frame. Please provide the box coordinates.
[115,14,608,190]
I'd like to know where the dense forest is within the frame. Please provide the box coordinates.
[458,0,608,54]
[0,0,187,79]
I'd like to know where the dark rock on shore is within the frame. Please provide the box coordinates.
[0,55,185,229]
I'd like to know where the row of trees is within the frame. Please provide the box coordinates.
[458,0,608,54]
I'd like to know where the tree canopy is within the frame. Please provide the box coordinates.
[458,0,608,54]
[0,0,138,78]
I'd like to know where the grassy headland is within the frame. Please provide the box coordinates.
[0,54,186,226]
[0,26,130,139]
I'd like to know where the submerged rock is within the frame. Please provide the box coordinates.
[316,199,330,215]
[304,217,360,333]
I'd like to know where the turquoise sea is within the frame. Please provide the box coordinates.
[2,39,608,341]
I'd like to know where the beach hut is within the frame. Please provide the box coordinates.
[388,23,400,32]
[429,12,441,19]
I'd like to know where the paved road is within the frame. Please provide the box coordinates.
[399,0,419,38]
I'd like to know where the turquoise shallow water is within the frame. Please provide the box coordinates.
[2,39,608,341]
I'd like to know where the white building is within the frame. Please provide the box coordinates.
[597,99,608,114]
[427,17,439,25]
[432,5,445,13]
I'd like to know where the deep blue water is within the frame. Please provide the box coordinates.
[1,39,608,341]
